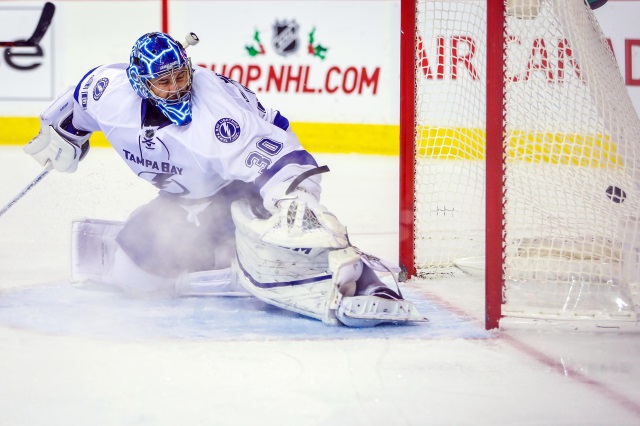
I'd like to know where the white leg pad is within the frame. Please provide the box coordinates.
[233,248,339,324]
[71,218,124,285]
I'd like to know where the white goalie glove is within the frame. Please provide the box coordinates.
[24,124,89,173]
[259,186,349,249]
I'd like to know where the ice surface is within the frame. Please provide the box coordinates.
[1,147,639,425]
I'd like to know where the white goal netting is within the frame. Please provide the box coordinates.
[412,0,640,321]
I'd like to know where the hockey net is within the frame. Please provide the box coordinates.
[399,0,640,328]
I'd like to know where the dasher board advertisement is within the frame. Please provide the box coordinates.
[183,0,400,125]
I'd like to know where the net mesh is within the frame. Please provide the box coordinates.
[285,201,323,230]
[413,0,640,319]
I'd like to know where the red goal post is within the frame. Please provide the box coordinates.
[400,0,640,330]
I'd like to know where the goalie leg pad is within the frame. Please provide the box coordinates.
[232,199,427,326]
[233,199,347,324]
[233,228,337,323]
[71,218,124,285]
[234,256,337,323]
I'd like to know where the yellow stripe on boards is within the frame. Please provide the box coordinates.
[1,118,621,166]
[417,126,623,168]
[0,117,400,155]
[416,127,485,160]
[1,117,42,146]
[509,130,622,168]
[291,122,399,155]
[0,117,112,148]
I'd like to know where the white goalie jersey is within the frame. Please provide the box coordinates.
[61,63,322,208]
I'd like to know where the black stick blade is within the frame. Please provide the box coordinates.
[28,2,56,45]
[0,2,56,47]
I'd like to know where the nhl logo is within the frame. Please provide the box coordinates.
[272,20,299,57]
[140,126,157,149]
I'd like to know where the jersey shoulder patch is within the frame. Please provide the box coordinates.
[92,77,109,101]
[214,117,241,143]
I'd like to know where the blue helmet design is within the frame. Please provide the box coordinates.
[127,33,194,126]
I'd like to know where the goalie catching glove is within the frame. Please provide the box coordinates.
[260,182,349,249]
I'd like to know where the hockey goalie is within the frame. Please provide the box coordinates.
[25,31,426,327]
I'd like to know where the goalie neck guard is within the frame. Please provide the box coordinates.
[126,32,194,126]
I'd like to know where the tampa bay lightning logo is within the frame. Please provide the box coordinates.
[93,78,109,101]
[139,172,190,196]
[215,118,241,143]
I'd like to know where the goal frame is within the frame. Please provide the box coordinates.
[399,0,506,330]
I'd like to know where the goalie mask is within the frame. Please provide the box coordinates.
[127,32,194,126]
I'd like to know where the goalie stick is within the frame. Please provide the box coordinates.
[0,166,51,218]
[0,2,56,47]
[285,165,330,194]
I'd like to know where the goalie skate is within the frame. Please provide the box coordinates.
[336,295,428,328]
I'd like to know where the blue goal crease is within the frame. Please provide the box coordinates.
[0,282,492,342]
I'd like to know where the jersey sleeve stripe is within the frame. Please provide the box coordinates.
[273,111,289,131]
[72,66,100,103]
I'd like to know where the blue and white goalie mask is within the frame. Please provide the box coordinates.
[126,32,194,126]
